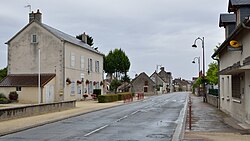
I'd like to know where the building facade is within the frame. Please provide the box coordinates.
[212,0,250,124]
[0,10,104,103]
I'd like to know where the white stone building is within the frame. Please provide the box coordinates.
[0,10,104,103]
[212,0,250,124]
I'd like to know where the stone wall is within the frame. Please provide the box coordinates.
[0,100,76,121]
[207,94,218,107]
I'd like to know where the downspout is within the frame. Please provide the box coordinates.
[212,56,220,109]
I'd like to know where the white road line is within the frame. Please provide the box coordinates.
[84,124,109,137]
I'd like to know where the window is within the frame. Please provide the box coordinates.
[71,52,75,68]
[232,74,241,99]
[71,81,75,95]
[16,86,22,91]
[80,56,84,70]
[88,58,92,72]
[144,86,148,92]
[95,61,99,73]
[145,81,148,86]
[31,34,38,43]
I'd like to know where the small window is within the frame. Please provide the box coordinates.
[144,86,148,92]
[88,58,93,72]
[95,61,99,73]
[71,81,75,95]
[31,34,38,43]
[80,56,84,70]
[71,52,75,68]
[145,81,148,86]
[16,86,22,91]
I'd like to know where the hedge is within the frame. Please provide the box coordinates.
[98,94,118,103]
[98,92,134,103]
[117,92,133,101]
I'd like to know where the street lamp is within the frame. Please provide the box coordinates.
[192,56,201,96]
[192,37,207,102]
[192,57,201,77]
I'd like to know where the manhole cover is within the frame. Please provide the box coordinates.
[146,134,169,138]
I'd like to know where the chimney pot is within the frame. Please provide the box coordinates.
[29,9,42,23]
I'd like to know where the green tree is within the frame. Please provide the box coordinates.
[104,48,130,80]
[110,79,122,93]
[206,62,218,85]
[76,34,94,46]
[0,67,7,81]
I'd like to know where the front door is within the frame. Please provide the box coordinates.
[45,85,54,103]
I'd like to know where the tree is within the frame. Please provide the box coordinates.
[104,48,130,80]
[206,62,218,85]
[110,79,122,93]
[0,67,7,81]
[76,34,94,46]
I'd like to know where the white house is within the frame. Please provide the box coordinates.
[0,10,104,103]
[212,0,250,124]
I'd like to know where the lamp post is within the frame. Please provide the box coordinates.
[192,56,201,96]
[192,37,207,102]
[155,64,162,95]
[192,57,201,77]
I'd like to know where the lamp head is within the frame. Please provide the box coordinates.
[192,44,197,48]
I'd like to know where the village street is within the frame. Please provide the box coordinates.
[0,92,188,141]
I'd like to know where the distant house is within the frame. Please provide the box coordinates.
[131,72,155,95]
[0,10,104,103]
[173,78,191,92]
[158,67,173,92]
[150,71,166,94]
[212,0,250,124]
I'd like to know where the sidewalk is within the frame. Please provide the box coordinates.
[183,94,250,141]
[0,100,126,136]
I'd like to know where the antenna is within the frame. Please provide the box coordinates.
[24,4,31,12]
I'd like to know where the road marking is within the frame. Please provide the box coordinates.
[84,124,109,137]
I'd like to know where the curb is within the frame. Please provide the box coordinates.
[172,93,189,141]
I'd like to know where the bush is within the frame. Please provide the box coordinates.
[93,89,102,98]
[0,93,7,99]
[9,91,18,101]
[117,92,133,101]
[98,94,118,103]
[0,97,10,104]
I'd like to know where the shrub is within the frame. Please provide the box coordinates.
[9,91,18,101]
[98,94,118,103]
[0,97,10,104]
[0,93,7,99]
[93,89,102,98]
[117,92,133,101]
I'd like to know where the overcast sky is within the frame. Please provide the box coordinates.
[0,0,229,80]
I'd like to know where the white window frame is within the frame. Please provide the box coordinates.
[31,34,38,43]
[71,52,75,68]
[71,81,75,95]
[88,58,93,72]
[95,61,100,73]
[80,56,84,70]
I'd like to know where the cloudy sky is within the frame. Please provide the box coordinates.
[0,0,229,79]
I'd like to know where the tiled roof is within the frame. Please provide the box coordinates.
[0,74,55,87]
[42,24,104,56]
[230,0,250,5]
[228,0,250,12]
[219,14,236,27]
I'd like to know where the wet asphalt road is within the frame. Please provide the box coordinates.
[0,92,188,141]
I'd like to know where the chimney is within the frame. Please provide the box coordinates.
[82,32,88,43]
[160,67,165,71]
[29,9,42,23]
